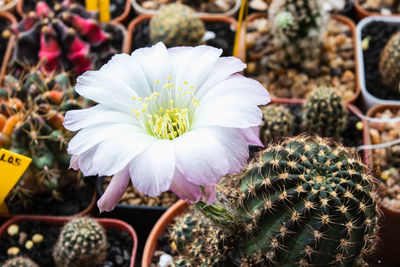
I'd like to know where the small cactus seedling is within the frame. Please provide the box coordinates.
[150,3,206,47]
[379,32,400,92]
[53,217,107,267]
[171,135,379,266]
[269,0,327,65]
[260,104,294,144]
[1,257,39,267]
[10,1,122,74]
[303,86,347,138]
[0,65,88,206]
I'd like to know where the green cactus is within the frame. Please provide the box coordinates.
[302,86,348,138]
[172,135,379,266]
[260,104,294,145]
[171,256,196,267]
[379,32,400,91]
[1,257,39,267]
[150,3,206,47]
[52,217,107,267]
[0,65,88,206]
[269,0,327,65]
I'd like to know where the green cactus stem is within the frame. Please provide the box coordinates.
[379,32,400,92]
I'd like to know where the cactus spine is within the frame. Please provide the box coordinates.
[53,217,107,267]
[269,0,327,65]
[303,86,347,138]
[150,3,206,47]
[260,104,294,145]
[379,32,400,91]
[171,135,379,266]
[0,65,87,206]
[1,257,39,267]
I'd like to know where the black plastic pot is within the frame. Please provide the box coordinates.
[96,177,170,258]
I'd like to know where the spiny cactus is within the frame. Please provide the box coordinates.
[303,86,347,138]
[260,104,294,145]
[53,217,107,267]
[269,0,328,65]
[150,3,206,47]
[0,65,87,206]
[379,32,400,91]
[1,257,39,267]
[172,135,379,266]
[10,0,121,75]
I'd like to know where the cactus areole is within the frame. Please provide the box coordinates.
[176,135,380,266]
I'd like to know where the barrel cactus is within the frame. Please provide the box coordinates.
[0,65,87,206]
[53,217,107,267]
[171,135,379,266]
[379,32,400,91]
[1,257,39,267]
[150,3,206,47]
[269,0,327,65]
[303,86,347,138]
[260,104,294,145]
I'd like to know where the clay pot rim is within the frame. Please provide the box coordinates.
[130,0,242,17]
[354,0,400,20]
[142,99,372,266]
[0,11,16,86]
[243,13,360,105]
[0,186,98,219]
[124,14,241,59]
[0,215,138,267]
[16,0,131,24]
[366,104,400,214]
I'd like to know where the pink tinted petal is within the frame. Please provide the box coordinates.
[201,186,217,204]
[129,140,175,197]
[170,169,202,204]
[69,155,79,170]
[97,167,130,213]
[173,127,230,186]
[76,145,99,176]
[239,126,264,147]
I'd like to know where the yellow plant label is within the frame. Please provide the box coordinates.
[99,0,111,22]
[0,149,32,214]
[85,0,99,11]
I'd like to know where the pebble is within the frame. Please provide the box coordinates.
[18,232,27,245]
[32,233,44,243]
[159,254,173,267]
[25,240,34,250]
[249,0,268,11]
[7,247,19,256]
[7,224,19,236]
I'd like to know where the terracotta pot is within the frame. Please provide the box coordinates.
[365,104,400,265]
[130,0,241,17]
[243,13,360,104]
[0,187,97,219]
[142,99,372,266]
[17,0,131,24]
[0,11,16,85]
[0,0,19,12]
[124,14,243,60]
[354,0,400,20]
[0,215,138,267]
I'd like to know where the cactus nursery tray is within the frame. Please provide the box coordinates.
[0,216,137,267]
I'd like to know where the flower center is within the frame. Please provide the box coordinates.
[132,77,199,140]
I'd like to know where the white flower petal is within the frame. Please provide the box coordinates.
[131,42,170,87]
[173,127,232,186]
[64,104,138,132]
[174,45,222,90]
[170,168,202,204]
[99,54,152,97]
[239,126,264,147]
[92,132,155,176]
[68,123,144,155]
[195,56,247,99]
[97,166,130,213]
[76,145,99,176]
[167,46,193,78]
[75,71,135,112]
[129,140,175,197]
[192,75,270,129]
